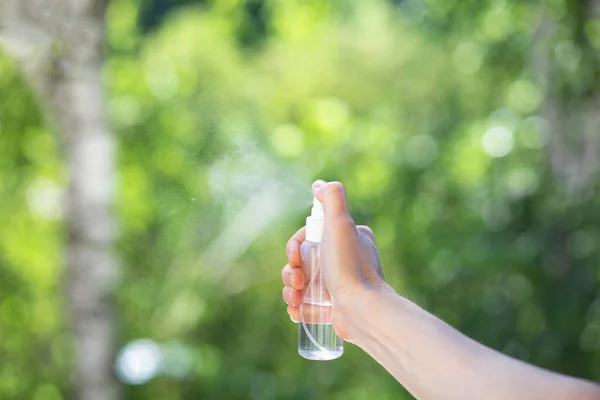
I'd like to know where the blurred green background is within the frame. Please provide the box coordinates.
[1,0,600,398]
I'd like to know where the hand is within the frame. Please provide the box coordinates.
[281,180,388,340]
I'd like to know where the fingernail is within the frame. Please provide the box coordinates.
[312,180,326,196]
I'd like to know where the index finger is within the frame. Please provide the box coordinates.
[286,226,306,268]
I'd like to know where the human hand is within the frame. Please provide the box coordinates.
[281,180,388,340]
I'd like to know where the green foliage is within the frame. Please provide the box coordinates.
[1,0,600,398]
[0,53,68,400]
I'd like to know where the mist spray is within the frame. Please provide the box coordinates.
[298,197,343,360]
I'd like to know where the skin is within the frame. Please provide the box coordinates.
[282,180,600,400]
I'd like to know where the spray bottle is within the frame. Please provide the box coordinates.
[298,197,343,360]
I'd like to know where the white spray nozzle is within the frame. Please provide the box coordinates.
[311,197,324,220]
[306,196,324,243]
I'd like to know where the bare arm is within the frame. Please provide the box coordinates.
[283,181,600,400]
[349,288,600,400]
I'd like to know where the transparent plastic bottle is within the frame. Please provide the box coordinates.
[298,197,343,360]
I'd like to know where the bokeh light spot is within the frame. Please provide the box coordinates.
[404,134,438,168]
[481,198,511,231]
[482,283,509,315]
[144,57,179,101]
[554,40,582,72]
[453,41,484,74]
[23,130,57,164]
[481,6,511,40]
[271,124,304,157]
[482,126,513,157]
[584,19,600,50]
[517,303,546,337]
[314,98,349,132]
[506,79,543,113]
[26,179,63,220]
[519,116,550,149]
[115,339,162,385]
[567,230,595,259]
[161,342,194,379]
[506,168,538,198]
[397,0,427,24]
[488,108,519,131]
[109,96,142,127]
[505,274,533,304]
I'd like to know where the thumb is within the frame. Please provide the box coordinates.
[312,181,358,245]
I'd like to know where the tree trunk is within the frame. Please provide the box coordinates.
[0,1,120,399]
[533,2,600,198]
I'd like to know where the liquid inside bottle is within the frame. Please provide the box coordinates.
[298,240,343,360]
[298,310,343,360]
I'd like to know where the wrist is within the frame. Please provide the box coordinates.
[343,282,398,344]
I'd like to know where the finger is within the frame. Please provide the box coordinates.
[297,303,333,324]
[357,225,376,245]
[287,306,299,323]
[322,182,354,224]
[282,287,303,307]
[311,180,327,200]
[320,182,358,243]
[313,181,350,219]
[290,268,305,290]
[287,305,333,324]
[281,264,293,286]
[286,226,306,268]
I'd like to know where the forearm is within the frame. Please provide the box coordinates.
[348,288,600,400]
